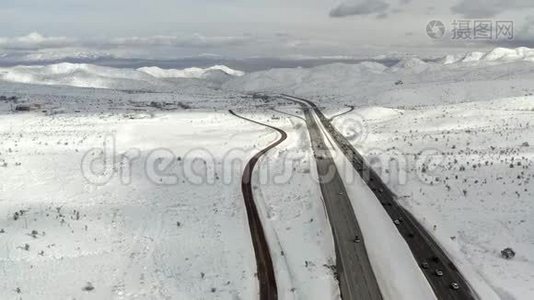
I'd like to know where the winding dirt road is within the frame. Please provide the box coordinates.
[229,110,287,300]
[329,105,355,121]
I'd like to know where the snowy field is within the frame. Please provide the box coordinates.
[331,98,534,299]
[227,47,534,299]
[0,85,340,299]
[0,47,533,299]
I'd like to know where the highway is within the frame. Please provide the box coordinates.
[303,105,383,299]
[282,94,476,300]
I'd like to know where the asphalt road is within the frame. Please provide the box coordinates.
[282,94,477,300]
[229,110,287,300]
[302,106,383,299]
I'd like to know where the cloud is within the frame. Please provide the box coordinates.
[0,32,76,50]
[0,32,341,61]
[450,0,502,17]
[503,16,534,46]
[109,34,251,48]
[21,48,115,62]
[451,0,534,18]
[330,0,389,17]
[0,32,254,52]
[376,12,389,19]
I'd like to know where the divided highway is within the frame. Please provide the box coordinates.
[301,106,383,299]
[282,94,477,300]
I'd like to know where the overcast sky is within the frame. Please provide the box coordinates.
[1,0,534,60]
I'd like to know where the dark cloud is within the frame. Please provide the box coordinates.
[506,16,534,45]
[376,12,389,19]
[330,0,389,17]
[451,0,534,18]
[450,0,501,18]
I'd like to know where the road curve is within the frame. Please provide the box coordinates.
[229,109,287,300]
[329,105,355,121]
[281,94,477,300]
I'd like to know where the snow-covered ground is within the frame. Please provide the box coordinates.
[0,83,343,299]
[331,98,534,299]
[308,107,437,300]
[226,47,534,299]
[1,46,533,299]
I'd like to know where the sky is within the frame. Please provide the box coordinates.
[1,0,534,61]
